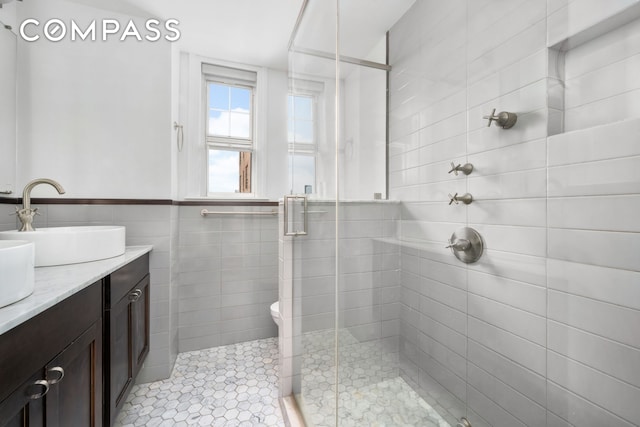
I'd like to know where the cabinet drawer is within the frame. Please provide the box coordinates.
[0,281,102,404]
[106,254,149,308]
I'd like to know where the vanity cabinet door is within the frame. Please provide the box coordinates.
[0,321,102,427]
[0,370,46,427]
[131,275,150,377]
[0,281,102,427]
[104,254,150,427]
[106,289,135,424]
[45,321,102,427]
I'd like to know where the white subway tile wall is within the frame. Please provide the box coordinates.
[0,204,17,231]
[389,0,640,426]
[177,206,278,353]
[5,204,179,383]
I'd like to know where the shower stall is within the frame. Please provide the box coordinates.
[281,1,640,426]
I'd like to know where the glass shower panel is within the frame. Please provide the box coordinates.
[287,1,340,426]
[288,0,480,425]
[335,0,470,426]
[364,0,471,426]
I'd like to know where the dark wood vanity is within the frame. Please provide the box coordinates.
[0,253,149,427]
[103,254,150,426]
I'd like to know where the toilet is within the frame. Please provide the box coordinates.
[270,301,281,326]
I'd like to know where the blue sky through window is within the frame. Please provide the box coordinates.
[208,83,251,138]
[208,149,240,193]
[287,94,314,143]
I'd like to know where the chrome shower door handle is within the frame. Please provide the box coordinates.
[283,195,308,237]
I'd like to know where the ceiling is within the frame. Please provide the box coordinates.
[70,0,415,70]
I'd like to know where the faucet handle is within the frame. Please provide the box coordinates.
[448,162,473,176]
[446,238,471,251]
[14,207,40,215]
[448,193,473,205]
[483,108,517,129]
[483,108,498,127]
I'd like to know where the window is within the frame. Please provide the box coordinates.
[203,64,257,195]
[288,93,316,195]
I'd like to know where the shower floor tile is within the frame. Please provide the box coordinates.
[115,338,285,427]
[298,329,451,427]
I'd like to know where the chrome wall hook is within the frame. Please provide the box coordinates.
[483,108,517,129]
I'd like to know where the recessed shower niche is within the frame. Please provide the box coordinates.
[547,2,640,135]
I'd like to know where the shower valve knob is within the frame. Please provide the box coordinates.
[448,162,473,176]
[446,239,471,251]
[448,193,473,205]
[447,228,484,264]
[483,108,517,129]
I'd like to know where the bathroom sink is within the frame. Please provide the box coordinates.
[0,241,35,307]
[0,226,126,267]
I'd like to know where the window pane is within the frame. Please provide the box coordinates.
[208,110,229,136]
[289,154,315,195]
[293,120,313,143]
[230,87,251,112]
[208,83,229,110]
[229,112,251,139]
[287,95,294,117]
[208,149,252,193]
[293,96,313,120]
[287,119,294,143]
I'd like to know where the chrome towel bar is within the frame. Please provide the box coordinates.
[200,209,277,217]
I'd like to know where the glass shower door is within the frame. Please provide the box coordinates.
[288,1,473,426]
[287,1,340,425]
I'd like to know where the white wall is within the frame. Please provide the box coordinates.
[0,23,16,196]
[16,0,172,199]
[263,69,289,200]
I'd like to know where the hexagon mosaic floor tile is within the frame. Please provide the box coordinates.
[115,338,285,427]
[296,329,451,427]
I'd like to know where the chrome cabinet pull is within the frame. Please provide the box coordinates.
[26,380,50,400]
[128,289,142,302]
[283,195,308,237]
[47,367,65,384]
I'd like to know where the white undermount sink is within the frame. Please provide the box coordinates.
[0,241,35,308]
[0,226,126,267]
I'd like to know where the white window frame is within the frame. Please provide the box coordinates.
[202,63,258,198]
[288,90,319,195]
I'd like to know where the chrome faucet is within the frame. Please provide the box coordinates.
[16,178,66,231]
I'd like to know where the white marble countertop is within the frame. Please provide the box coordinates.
[0,246,153,335]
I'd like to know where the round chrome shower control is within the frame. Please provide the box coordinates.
[446,227,483,264]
